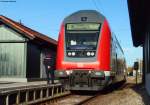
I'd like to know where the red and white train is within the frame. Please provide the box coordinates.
[55,10,126,91]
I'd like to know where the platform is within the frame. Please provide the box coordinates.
[0,81,68,105]
[0,81,55,92]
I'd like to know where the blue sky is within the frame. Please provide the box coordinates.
[0,0,142,66]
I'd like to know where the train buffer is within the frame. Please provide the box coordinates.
[0,81,69,105]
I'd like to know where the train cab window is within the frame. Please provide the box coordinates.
[65,23,101,57]
[66,33,98,50]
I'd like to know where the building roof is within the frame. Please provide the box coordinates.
[0,15,57,46]
[127,0,150,47]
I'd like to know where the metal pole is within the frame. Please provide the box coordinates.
[6,95,9,105]
[136,69,138,84]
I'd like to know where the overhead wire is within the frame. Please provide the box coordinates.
[91,0,100,11]
[97,0,105,13]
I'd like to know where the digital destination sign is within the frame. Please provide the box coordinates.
[66,23,100,31]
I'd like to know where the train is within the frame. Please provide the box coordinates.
[55,10,127,91]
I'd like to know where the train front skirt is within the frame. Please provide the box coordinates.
[55,70,111,91]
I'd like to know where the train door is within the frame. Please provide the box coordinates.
[114,38,118,77]
[111,37,117,81]
[114,40,120,82]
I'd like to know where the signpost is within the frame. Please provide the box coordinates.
[134,61,139,84]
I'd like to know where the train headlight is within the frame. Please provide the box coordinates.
[72,52,75,56]
[91,52,95,56]
[66,70,73,75]
[68,52,71,56]
[87,52,91,56]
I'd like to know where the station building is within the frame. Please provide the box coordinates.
[128,0,150,95]
[0,15,57,82]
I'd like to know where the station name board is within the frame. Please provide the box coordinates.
[66,23,100,31]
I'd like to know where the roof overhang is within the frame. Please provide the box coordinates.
[127,0,150,47]
[0,15,57,46]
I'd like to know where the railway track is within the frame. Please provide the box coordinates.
[37,81,134,105]
[47,93,98,105]
[35,90,99,105]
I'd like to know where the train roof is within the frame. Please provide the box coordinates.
[63,10,105,23]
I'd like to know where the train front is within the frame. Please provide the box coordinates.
[56,10,111,91]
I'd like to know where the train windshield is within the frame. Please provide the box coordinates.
[66,33,99,50]
[65,23,101,57]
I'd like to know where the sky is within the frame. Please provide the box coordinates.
[0,0,142,66]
